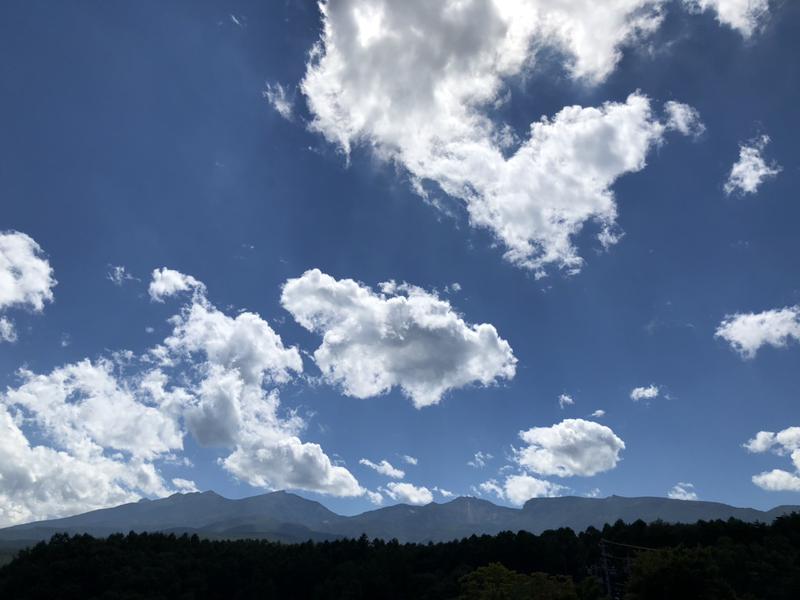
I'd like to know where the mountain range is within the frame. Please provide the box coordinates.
[1,491,798,548]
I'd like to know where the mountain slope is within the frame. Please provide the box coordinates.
[1,491,797,545]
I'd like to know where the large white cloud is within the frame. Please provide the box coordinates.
[716,306,800,359]
[281,269,516,407]
[153,269,362,498]
[4,359,184,461]
[0,404,173,527]
[515,418,626,477]
[301,2,701,275]
[723,135,781,196]
[683,0,771,37]
[0,231,56,342]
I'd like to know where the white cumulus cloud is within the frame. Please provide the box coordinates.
[724,135,781,196]
[683,0,771,37]
[384,482,433,505]
[4,359,184,461]
[558,393,575,409]
[359,458,405,479]
[281,269,516,407]
[0,231,56,342]
[744,426,800,493]
[716,306,800,359]
[301,2,699,275]
[0,270,365,524]
[149,267,206,302]
[515,419,625,477]
[0,403,173,527]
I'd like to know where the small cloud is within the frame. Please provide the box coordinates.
[365,489,384,505]
[585,488,601,498]
[383,482,433,505]
[724,135,781,196]
[0,317,17,343]
[60,333,71,348]
[107,265,137,286]
[433,486,454,498]
[172,478,199,493]
[664,101,705,138]
[401,454,418,466]
[229,14,245,28]
[590,409,605,418]
[263,82,294,121]
[468,451,493,469]
[630,385,659,402]
[359,458,405,479]
[558,393,575,409]
[667,482,698,501]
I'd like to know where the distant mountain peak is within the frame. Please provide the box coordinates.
[2,492,798,545]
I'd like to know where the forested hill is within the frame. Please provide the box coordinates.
[2,514,800,599]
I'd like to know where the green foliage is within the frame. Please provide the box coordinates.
[459,563,578,599]
[624,547,737,600]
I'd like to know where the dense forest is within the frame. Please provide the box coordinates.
[2,514,800,599]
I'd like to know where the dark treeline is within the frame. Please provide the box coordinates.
[2,514,800,599]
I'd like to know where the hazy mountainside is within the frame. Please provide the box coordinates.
[1,491,798,545]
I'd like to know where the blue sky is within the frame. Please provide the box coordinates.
[1,0,799,523]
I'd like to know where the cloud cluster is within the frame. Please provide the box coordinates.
[0,269,367,525]
[724,135,781,196]
[515,419,626,477]
[281,269,516,407]
[0,231,56,342]
[301,1,700,275]
[0,403,171,527]
[153,274,362,497]
[716,306,800,359]
[683,0,771,37]
[745,427,800,492]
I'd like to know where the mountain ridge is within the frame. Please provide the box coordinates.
[1,491,797,545]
